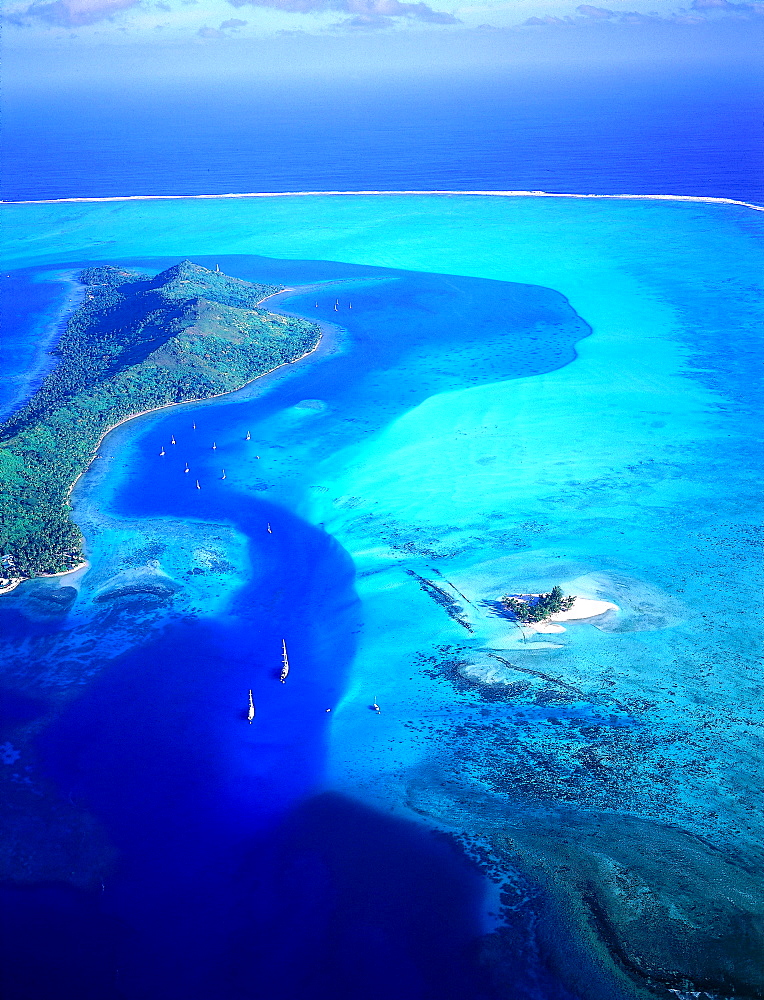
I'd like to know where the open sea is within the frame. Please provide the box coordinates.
[1,71,764,1000]
[2,67,763,203]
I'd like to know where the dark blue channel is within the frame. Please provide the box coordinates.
[0,254,595,1000]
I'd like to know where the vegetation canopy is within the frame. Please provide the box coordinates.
[501,585,576,623]
[0,261,321,581]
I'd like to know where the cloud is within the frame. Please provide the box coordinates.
[23,0,138,26]
[523,14,568,24]
[340,12,394,26]
[574,4,654,19]
[197,15,248,36]
[228,0,459,26]
[575,4,614,17]
[523,0,764,25]
[404,1,458,20]
[690,0,763,9]
[14,0,457,30]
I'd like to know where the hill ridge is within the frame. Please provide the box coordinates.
[0,262,320,582]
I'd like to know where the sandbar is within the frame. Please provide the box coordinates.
[522,596,619,634]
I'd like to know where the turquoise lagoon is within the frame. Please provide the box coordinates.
[1,195,763,1000]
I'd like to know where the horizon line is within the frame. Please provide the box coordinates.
[3,189,764,212]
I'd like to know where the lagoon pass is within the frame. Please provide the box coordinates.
[1,193,762,1000]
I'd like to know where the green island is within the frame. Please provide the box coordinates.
[0,261,321,584]
[501,585,576,623]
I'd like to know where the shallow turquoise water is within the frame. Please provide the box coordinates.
[1,195,763,999]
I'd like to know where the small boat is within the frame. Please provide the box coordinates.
[349,302,352,309]
[280,640,290,683]
[184,462,189,473]
[315,302,318,308]
[255,455,260,460]
[159,447,165,456]
[372,696,380,714]
[171,435,176,445]
[334,304,338,311]
[192,422,196,430]
[266,523,272,534]
[221,469,226,480]
[195,479,201,490]
[212,442,217,450]
[247,689,255,724]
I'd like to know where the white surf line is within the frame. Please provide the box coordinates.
[3,189,763,212]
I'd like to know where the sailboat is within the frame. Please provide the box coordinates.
[171,435,176,445]
[195,479,201,490]
[221,469,226,480]
[280,640,290,683]
[267,523,272,534]
[212,442,217,450]
[159,446,165,456]
[372,696,380,714]
[184,462,190,473]
[192,422,196,430]
[245,431,251,441]
[247,689,255,724]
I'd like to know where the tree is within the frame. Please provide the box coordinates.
[0,262,320,581]
[501,585,576,624]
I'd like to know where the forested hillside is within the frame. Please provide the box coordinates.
[0,261,320,580]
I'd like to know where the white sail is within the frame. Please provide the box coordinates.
[280,640,290,683]
[247,689,255,723]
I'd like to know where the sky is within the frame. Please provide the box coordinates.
[0,0,762,196]
[4,0,764,47]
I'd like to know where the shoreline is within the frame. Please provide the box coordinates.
[1,269,88,424]
[63,285,315,502]
[63,285,320,499]
[1,284,325,596]
[517,596,619,635]
[2,190,762,213]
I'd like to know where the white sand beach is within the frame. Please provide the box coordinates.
[523,596,619,634]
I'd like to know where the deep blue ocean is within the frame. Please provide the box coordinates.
[1,59,764,1000]
[2,67,763,203]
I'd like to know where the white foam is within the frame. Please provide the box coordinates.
[4,190,763,212]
